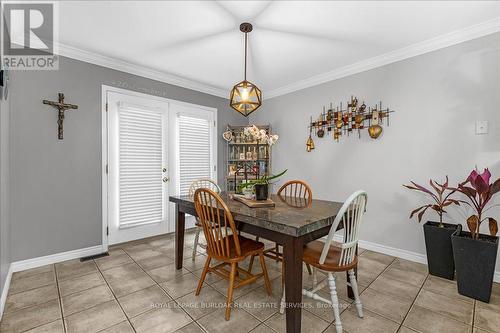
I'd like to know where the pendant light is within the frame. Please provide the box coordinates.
[230,23,262,117]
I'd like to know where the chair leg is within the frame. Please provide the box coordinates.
[248,254,255,273]
[274,243,280,262]
[327,273,342,333]
[312,266,318,288]
[348,269,363,318]
[196,256,212,295]
[279,260,285,314]
[225,262,237,321]
[259,252,272,295]
[306,263,313,275]
[192,227,201,261]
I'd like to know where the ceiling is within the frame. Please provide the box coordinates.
[58,1,500,98]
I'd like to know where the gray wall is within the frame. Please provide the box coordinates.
[250,33,500,269]
[9,56,246,261]
[0,84,11,300]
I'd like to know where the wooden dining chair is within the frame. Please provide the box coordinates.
[250,180,313,273]
[193,188,272,320]
[188,179,221,261]
[280,190,367,333]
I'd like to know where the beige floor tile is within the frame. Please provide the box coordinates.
[473,327,492,333]
[55,259,98,281]
[398,327,418,333]
[359,250,395,266]
[235,278,282,321]
[147,237,172,248]
[136,254,174,271]
[160,272,201,299]
[303,289,351,323]
[98,321,135,333]
[250,324,278,333]
[414,289,473,324]
[422,275,473,303]
[182,255,209,272]
[12,265,54,281]
[8,271,56,295]
[64,300,126,333]
[95,250,134,271]
[198,307,261,333]
[58,271,106,297]
[380,266,426,287]
[391,259,428,274]
[265,309,330,333]
[130,303,192,333]
[356,257,388,286]
[5,284,58,313]
[177,285,227,320]
[118,284,172,318]
[476,282,500,312]
[174,322,205,333]
[335,306,399,333]
[403,305,472,333]
[369,275,420,301]
[61,284,114,317]
[124,246,165,261]
[24,319,64,332]
[101,263,155,297]
[147,263,190,283]
[192,267,223,285]
[0,299,61,333]
[361,288,412,323]
[474,304,500,333]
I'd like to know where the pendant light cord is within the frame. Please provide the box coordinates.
[244,32,247,81]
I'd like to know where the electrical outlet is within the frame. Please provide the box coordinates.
[475,121,488,135]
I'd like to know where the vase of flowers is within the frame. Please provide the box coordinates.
[451,168,499,302]
[404,177,460,279]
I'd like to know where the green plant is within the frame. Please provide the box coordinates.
[238,169,287,192]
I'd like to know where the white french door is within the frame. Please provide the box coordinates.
[106,90,170,245]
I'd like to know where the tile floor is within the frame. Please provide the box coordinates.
[1,229,499,333]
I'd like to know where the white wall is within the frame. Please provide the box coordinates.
[250,33,500,269]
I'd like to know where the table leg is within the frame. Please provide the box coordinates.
[175,205,185,269]
[283,237,303,333]
[347,244,358,299]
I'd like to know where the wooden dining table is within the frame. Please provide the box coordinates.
[169,193,356,333]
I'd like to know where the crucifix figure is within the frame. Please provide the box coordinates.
[43,93,78,140]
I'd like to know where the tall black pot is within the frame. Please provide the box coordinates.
[254,184,268,201]
[451,224,499,302]
[423,221,458,280]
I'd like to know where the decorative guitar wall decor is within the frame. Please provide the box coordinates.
[306,96,394,151]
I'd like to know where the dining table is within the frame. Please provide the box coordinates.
[169,192,356,333]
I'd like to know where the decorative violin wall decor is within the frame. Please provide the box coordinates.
[306,96,394,151]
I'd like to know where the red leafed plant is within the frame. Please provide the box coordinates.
[454,168,500,239]
[404,176,460,227]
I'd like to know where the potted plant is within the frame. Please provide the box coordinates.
[451,168,499,302]
[239,169,287,201]
[404,177,460,279]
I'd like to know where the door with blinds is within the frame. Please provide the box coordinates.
[107,91,170,245]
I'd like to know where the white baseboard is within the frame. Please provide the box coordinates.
[333,235,500,283]
[10,245,105,273]
[0,263,13,322]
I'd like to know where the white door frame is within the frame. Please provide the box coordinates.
[101,85,217,252]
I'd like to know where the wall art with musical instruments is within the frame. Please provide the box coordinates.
[306,96,395,151]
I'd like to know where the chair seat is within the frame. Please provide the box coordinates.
[207,235,265,261]
[303,240,358,272]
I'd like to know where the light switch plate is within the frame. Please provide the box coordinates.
[475,121,488,135]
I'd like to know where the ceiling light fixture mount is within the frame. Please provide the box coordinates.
[230,22,262,117]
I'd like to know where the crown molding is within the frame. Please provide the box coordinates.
[56,42,228,99]
[266,17,500,99]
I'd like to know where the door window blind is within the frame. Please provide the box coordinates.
[119,104,164,228]
[178,115,213,196]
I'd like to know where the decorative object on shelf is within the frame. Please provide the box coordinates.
[225,124,274,192]
[42,93,79,140]
[404,177,460,280]
[229,23,262,117]
[222,130,233,142]
[451,168,499,302]
[238,169,287,201]
[306,96,394,150]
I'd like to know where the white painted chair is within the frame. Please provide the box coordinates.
[188,179,221,260]
[279,190,367,333]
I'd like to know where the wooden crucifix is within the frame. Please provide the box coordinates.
[43,93,78,139]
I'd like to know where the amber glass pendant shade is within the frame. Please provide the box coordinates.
[306,135,315,152]
[230,80,262,116]
[230,23,262,117]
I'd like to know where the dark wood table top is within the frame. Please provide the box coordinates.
[169,192,343,237]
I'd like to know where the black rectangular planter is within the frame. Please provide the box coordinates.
[451,225,499,303]
[423,221,457,280]
[254,184,268,201]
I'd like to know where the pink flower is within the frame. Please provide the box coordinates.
[468,168,491,186]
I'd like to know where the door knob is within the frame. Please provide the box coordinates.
[163,177,169,183]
